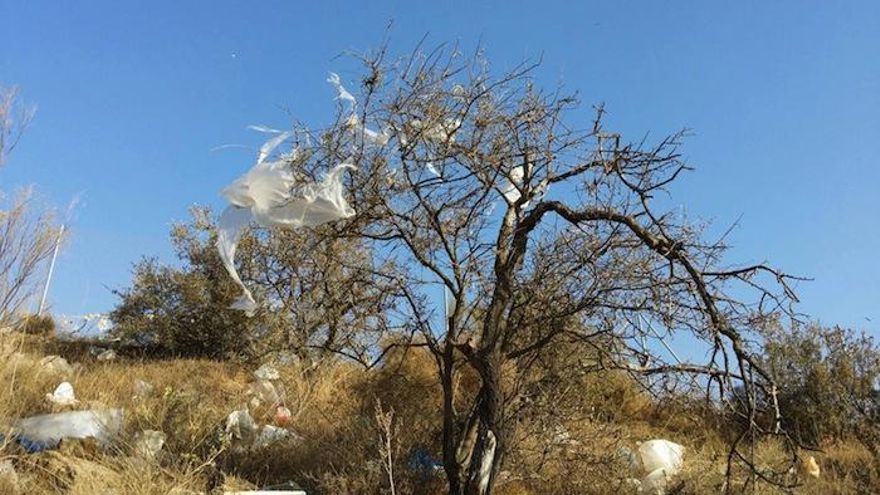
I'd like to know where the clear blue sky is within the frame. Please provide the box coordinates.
[1,1,877,337]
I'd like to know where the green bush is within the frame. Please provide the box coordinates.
[17,313,56,335]
[761,323,880,448]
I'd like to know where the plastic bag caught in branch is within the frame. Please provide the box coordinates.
[500,166,524,203]
[217,148,356,315]
[217,205,258,313]
[498,165,548,208]
[345,115,390,147]
[327,72,356,109]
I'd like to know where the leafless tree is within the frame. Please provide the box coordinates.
[0,85,35,168]
[255,43,802,494]
[0,86,62,325]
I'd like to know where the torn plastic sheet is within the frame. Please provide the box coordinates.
[345,114,390,147]
[410,118,461,144]
[327,72,356,108]
[217,155,356,315]
[498,166,548,208]
[12,409,124,451]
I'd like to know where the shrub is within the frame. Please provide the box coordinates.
[17,313,55,335]
[761,323,880,449]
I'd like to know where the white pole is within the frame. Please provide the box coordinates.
[639,314,702,389]
[442,284,448,334]
[38,224,64,316]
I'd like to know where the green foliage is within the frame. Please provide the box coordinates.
[110,207,278,359]
[17,313,56,335]
[761,323,880,447]
[110,206,395,361]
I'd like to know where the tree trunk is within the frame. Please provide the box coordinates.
[462,357,506,495]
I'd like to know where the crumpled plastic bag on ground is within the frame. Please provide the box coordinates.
[13,409,124,450]
[254,425,295,448]
[636,439,685,495]
[133,429,166,459]
[96,349,116,361]
[225,409,258,445]
[253,363,280,380]
[639,439,684,475]
[46,381,78,406]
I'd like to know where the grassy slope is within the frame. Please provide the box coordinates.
[0,332,875,494]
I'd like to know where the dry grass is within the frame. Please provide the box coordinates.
[0,331,876,494]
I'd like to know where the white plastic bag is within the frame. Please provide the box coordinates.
[46,382,78,406]
[216,157,356,315]
[638,439,684,475]
[134,429,166,459]
[15,409,124,446]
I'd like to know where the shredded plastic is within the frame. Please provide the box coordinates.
[327,72,356,108]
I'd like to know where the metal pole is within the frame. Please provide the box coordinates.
[442,284,448,334]
[639,314,702,389]
[38,224,64,316]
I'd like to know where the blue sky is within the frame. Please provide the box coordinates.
[1,1,877,337]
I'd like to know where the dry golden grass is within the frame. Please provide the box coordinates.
[0,331,877,494]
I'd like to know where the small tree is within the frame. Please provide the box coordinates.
[760,323,880,450]
[0,85,35,167]
[242,43,803,494]
[111,206,398,360]
[0,86,61,325]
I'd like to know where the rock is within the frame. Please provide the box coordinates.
[134,429,166,459]
[96,349,117,361]
[46,381,79,406]
[39,355,74,377]
[253,364,280,381]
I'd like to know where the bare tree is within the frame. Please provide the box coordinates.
[239,43,802,494]
[0,188,60,323]
[0,86,62,325]
[0,85,35,168]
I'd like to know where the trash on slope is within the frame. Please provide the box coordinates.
[96,349,117,361]
[12,409,124,452]
[133,429,166,459]
[46,381,78,406]
[253,363,280,381]
[39,355,73,377]
[636,439,685,495]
